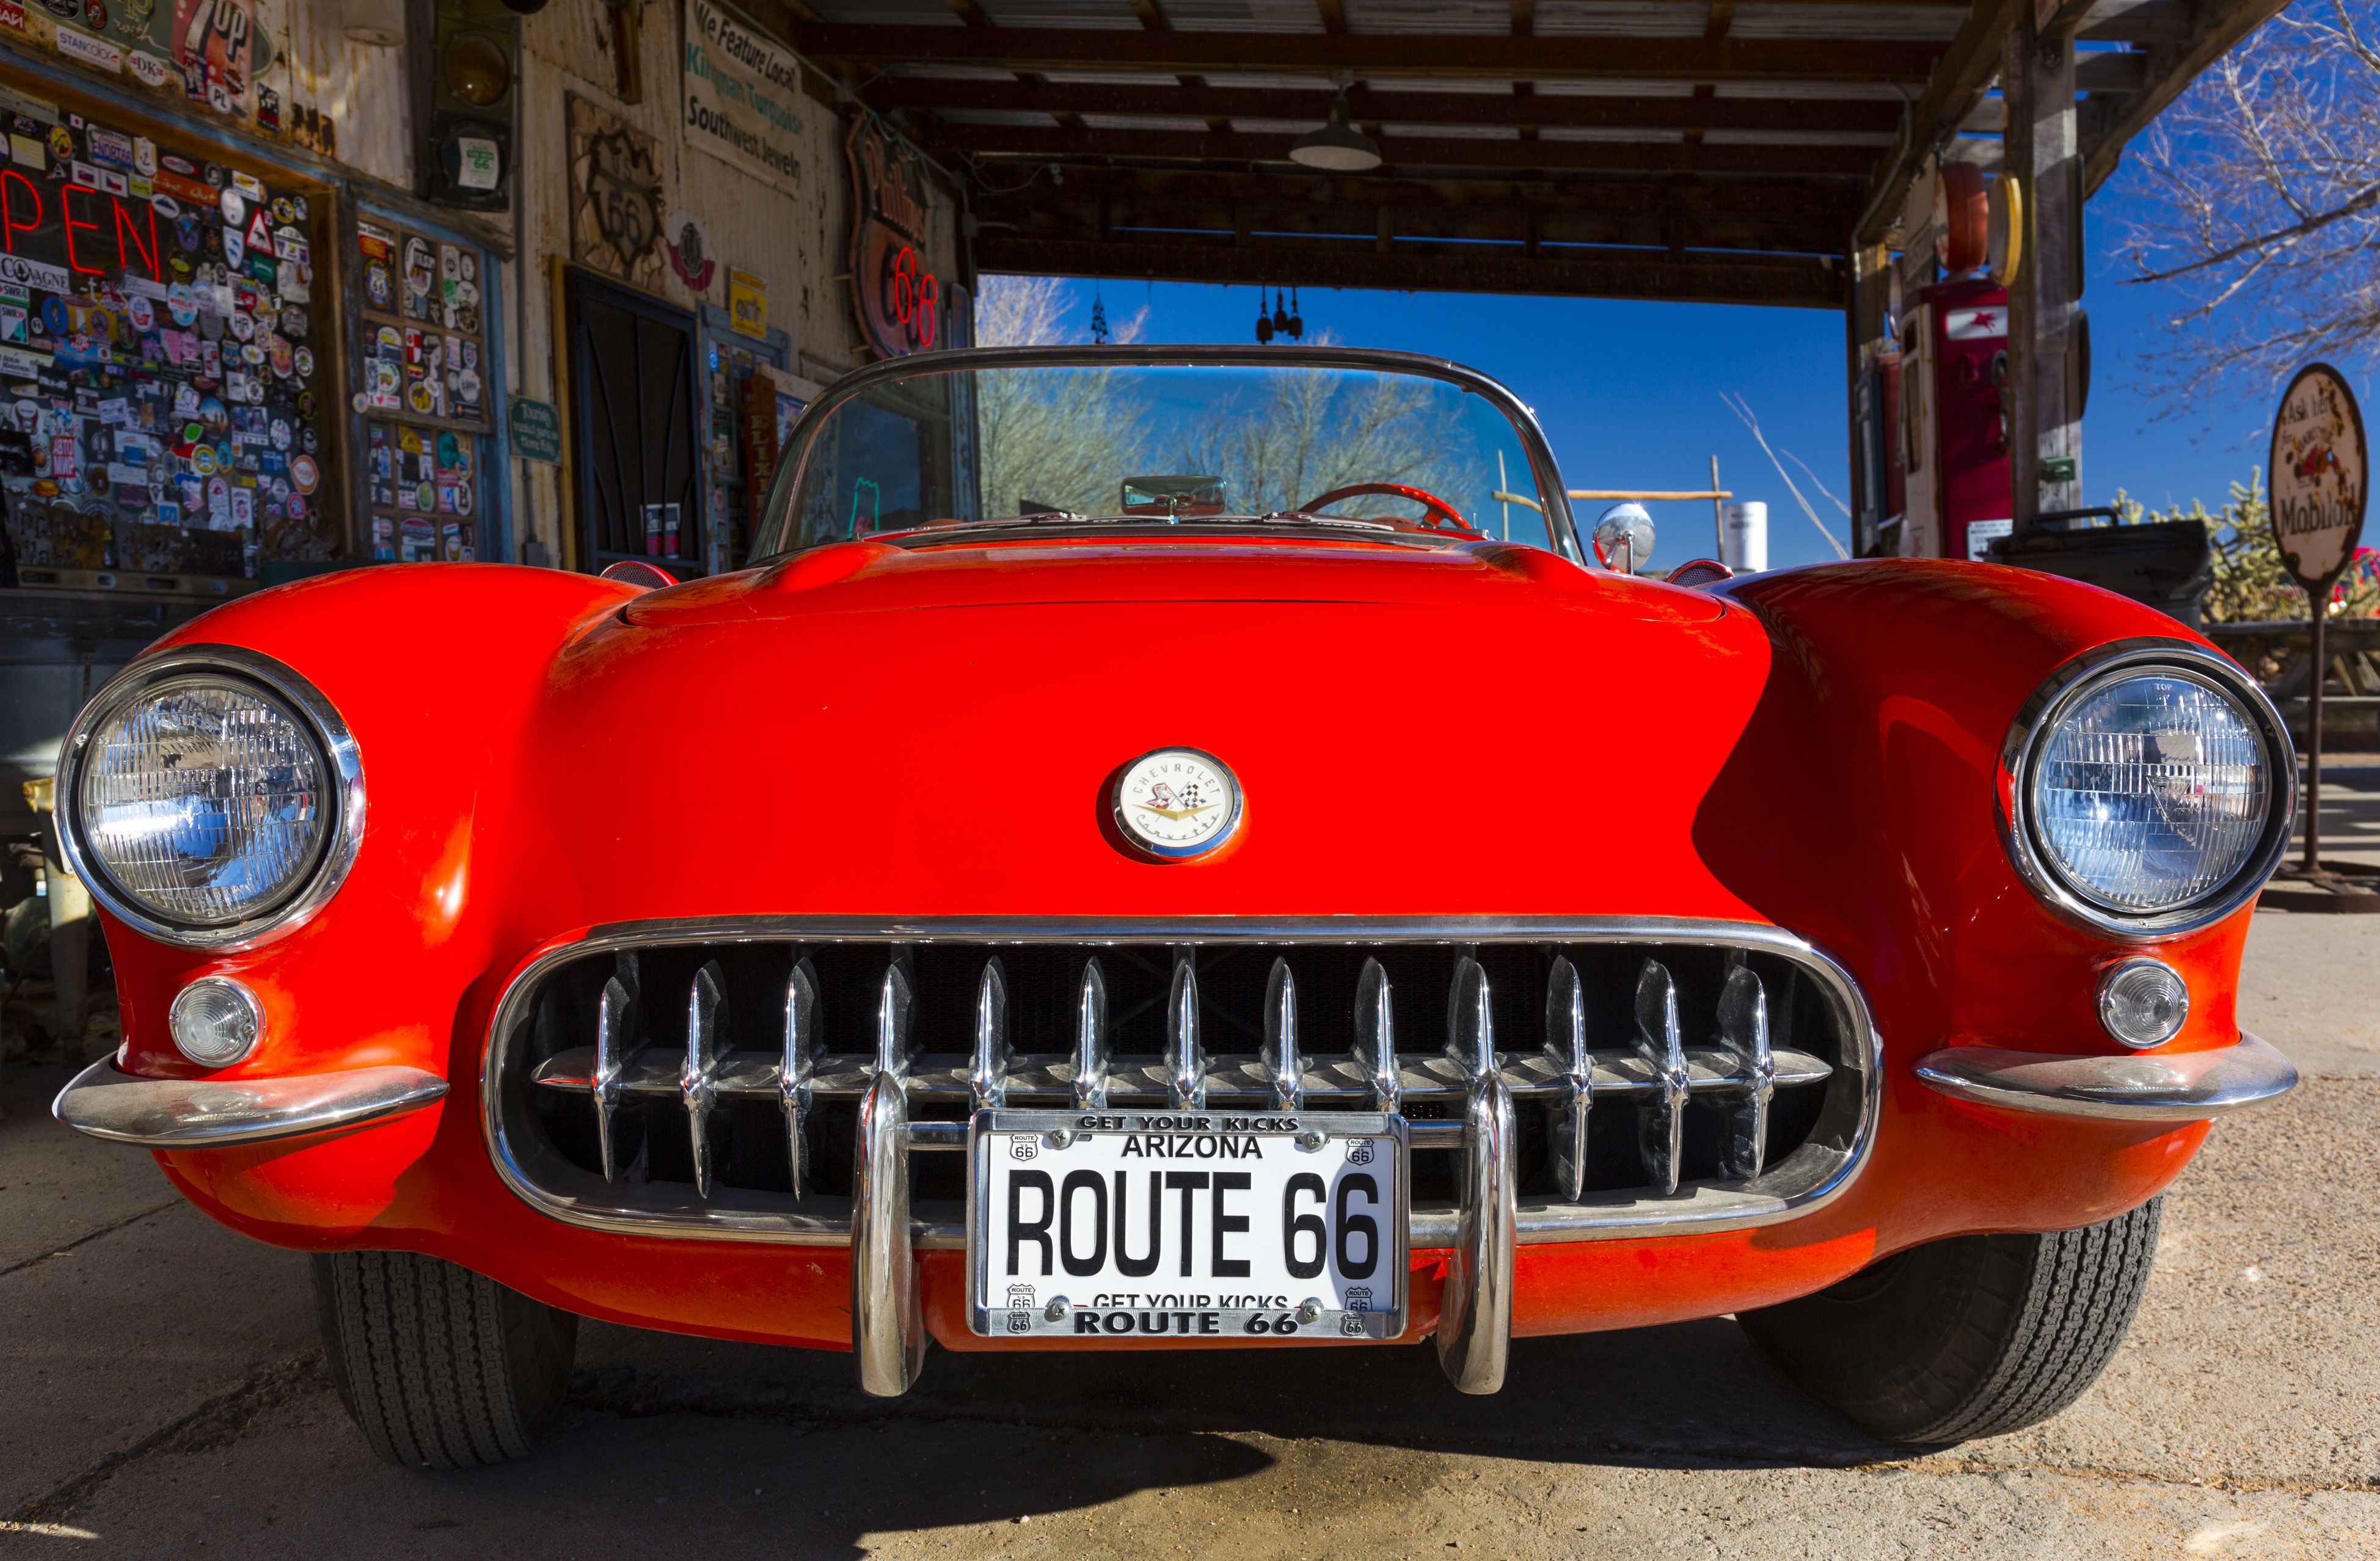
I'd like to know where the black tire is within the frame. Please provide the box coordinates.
[1738,1198,2161,1444]
[311,1251,579,1469]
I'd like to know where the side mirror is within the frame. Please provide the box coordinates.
[1593,503,1656,573]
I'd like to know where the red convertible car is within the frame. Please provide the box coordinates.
[51,347,2297,1468]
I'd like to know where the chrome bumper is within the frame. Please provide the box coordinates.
[1913,1032,2299,1122]
[51,1059,449,1148]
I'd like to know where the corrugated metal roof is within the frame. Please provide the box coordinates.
[1531,79,1699,97]
[1703,127,1900,145]
[805,0,960,24]
[976,0,1147,27]
[1164,0,1333,30]
[1381,122,1524,138]
[1535,4,1715,38]
[1078,114,1219,131]
[1539,126,1690,142]
[1729,5,1966,40]
[1344,0,1515,35]
[933,109,1064,126]
[1712,80,1917,98]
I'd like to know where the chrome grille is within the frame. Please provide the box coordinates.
[481,918,1878,1248]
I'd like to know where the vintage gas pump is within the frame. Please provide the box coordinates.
[1894,164,2014,562]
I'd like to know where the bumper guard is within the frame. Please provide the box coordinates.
[52,1059,449,1148]
[1913,1032,2298,1121]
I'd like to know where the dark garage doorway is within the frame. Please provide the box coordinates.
[564,269,704,577]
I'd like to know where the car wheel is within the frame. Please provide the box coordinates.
[1737,1197,2160,1444]
[310,1251,579,1468]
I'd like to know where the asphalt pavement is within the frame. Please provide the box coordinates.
[3,906,2375,1559]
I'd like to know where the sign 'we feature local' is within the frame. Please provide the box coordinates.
[682,0,806,191]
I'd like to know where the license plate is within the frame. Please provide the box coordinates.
[968,1108,1407,1341]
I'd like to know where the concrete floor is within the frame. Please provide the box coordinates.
[3,912,2375,1559]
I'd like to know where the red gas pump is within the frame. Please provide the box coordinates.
[1893,163,2014,562]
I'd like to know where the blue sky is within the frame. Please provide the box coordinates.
[1010,184,2343,574]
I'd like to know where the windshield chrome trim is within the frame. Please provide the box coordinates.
[751,344,1580,565]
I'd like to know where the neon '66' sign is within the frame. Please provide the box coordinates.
[846,116,939,358]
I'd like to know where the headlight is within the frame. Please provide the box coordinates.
[59,649,363,949]
[2005,645,2293,937]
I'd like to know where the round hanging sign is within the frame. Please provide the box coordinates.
[2269,364,2369,591]
[290,453,319,493]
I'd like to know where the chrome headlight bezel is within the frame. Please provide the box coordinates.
[2001,639,2296,940]
[56,645,366,951]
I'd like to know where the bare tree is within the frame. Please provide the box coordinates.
[974,274,1145,347]
[971,275,1150,515]
[1168,360,1483,521]
[2111,0,2380,409]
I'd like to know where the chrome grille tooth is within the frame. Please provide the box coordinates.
[877,950,918,1080]
[682,961,729,1198]
[971,956,1012,1111]
[1261,956,1302,1110]
[1073,956,1109,1110]
[592,952,642,1185]
[500,926,1871,1232]
[782,956,820,1199]
[1352,956,1397,1113]
[1632,959,1690,1197]
[1167,947,1205,1109]
[1542,955,1592,1204]
[1446,954,1494,1081]
[1715,962,1776,1181]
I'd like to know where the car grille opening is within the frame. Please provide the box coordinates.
[484,922,1875,1246]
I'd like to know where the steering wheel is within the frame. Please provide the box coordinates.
[1298,482,1476,534]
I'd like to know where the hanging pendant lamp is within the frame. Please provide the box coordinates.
[1289,88,1382,172]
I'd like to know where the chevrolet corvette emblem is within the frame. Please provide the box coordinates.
[1114,748,1243,861]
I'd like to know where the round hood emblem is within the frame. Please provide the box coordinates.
[1114,749,1243,862]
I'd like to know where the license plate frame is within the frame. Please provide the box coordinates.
[966,1107,1409,1341]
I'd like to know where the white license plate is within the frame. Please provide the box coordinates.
[968,1109,1407,1341]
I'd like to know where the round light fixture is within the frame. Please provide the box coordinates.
[59,649,366,950]
[1290,90,1382,173]
[169,977,265,1068]
[2001,646,2293,938]
[2096,959,2189,1049]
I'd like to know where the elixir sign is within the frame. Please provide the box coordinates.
[682,0,805,190]
[2268,363,2368,590]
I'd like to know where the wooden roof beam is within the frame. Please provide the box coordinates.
[973,234,1848,308]
[979,194,1852,255]
[871,78,1904,133]
[980,164,1865,216]
[1853,0,2014,246]
[2082,0,2286,188]
[926,123,1882,176]
[794,24,1945,84]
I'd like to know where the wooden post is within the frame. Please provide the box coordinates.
[2305,607,2326,871]
[2002,4,2084,530]
[1710,455,1724,556]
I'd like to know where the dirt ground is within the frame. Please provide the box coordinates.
[2,903,2374,1560]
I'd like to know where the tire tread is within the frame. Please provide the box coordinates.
[1739,1199,2161,1444]
[311,1251,575,1469]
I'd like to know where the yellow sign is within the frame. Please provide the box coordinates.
[728,267,767,340]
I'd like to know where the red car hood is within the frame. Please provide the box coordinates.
[503,537,1776,926]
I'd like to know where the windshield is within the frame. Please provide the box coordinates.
[754,355,1572,558]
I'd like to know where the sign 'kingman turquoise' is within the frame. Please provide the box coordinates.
[681,0,806,191]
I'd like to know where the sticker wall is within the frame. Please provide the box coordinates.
[0,84,330,586]
[355,218,489,562]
